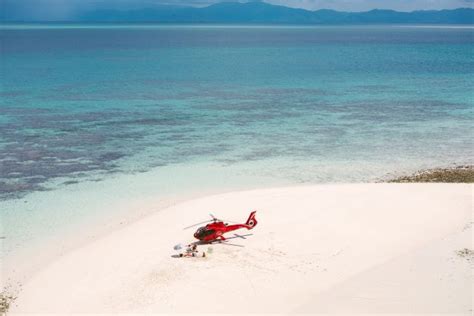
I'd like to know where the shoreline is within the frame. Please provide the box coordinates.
[4,164,472,285]
[0,184,279,289]
[2,164,473,294]
[387,165,474,183]
[1,164,473,314]
[0,161,295,284]
[5,182,473,314]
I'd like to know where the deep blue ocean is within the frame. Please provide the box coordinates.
[1,25,473,200]
[1,24,473,260]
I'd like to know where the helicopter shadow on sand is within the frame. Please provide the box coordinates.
[171,233,253,258]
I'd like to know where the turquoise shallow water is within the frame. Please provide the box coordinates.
[0,25,473,259]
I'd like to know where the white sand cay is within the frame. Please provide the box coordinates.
[10,184,473,315]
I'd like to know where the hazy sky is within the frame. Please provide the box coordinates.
[2,0,473,20]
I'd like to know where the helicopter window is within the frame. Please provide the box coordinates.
[196,228,215,238]
[202,229,215,237]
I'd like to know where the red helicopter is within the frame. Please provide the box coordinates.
[185,211,258,243]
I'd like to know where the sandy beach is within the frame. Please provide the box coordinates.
[8,183,473,315]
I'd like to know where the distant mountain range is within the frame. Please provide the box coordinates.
[2,1,473,24]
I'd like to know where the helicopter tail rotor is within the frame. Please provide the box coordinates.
[245,211,258,229]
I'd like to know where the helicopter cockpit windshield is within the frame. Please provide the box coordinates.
[194,227,215,239]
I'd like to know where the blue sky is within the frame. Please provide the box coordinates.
[2,0,473,21]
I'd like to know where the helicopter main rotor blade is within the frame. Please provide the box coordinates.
[210,240,244,247]
[220,241,245,247]
[209,213,239,224]
[233,233,252,239]
[183,219,213,230]
[222,219,239,224]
